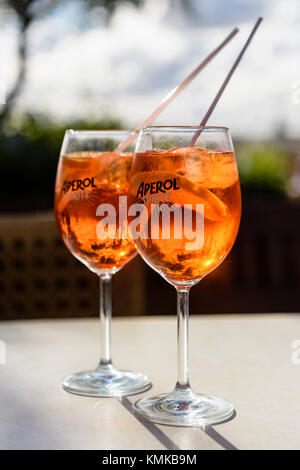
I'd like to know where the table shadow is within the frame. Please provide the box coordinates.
[119,397,238,451]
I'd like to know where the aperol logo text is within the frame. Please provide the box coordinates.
[137,177,180,204]
[96,196,204,251]
[62,177,96,202]
[62,177,96,194]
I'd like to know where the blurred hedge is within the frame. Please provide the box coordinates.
[235,142,292,200]
[0,114,293,211]
[0,114,124,211]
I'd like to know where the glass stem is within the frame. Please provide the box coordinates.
[175,288,191,393]
[98,275,113,368]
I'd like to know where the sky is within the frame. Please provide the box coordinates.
[0,0,300,140]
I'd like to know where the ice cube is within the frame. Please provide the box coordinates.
[202,151,239,189]
[169,174,228,221]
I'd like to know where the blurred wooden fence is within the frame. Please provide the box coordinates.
[0,201,299,320]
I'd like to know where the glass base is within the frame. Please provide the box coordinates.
[133,389,234,427]
[62,364,151,397]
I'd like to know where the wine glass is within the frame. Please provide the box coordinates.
[54,129,151,397]
[128,126,241,425]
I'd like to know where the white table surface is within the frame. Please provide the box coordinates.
[0,314,300,450]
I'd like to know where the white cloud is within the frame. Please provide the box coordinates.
[1,0,300,139]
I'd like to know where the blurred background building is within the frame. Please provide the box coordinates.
[0,0,299,319]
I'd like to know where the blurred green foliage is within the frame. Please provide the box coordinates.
[0,115,293,211]
[0,113,124,211]
[235,143,292,200]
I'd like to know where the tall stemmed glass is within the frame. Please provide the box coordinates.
[128,126,241,425]
[55,130,151,397]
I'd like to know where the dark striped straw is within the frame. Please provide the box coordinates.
[189,17,263,147]
[115,27,239,153]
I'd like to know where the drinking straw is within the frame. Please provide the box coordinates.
[189,17,263,146]
[115,27,239,153]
